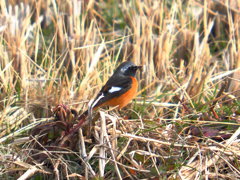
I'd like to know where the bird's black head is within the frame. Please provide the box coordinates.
[114,61,142,77]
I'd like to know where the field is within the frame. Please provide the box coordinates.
[0,0,239,179]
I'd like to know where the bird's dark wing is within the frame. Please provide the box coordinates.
[91,76,132,108]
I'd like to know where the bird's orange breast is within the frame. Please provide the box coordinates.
[102,76,138,109]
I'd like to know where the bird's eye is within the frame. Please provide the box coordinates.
[129,66,134,70]
[129,66,137,70]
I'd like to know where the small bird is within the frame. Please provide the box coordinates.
[90,61,142,110]
[68,61,141,135]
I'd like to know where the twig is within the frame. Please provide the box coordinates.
[120,133,240,156]
[79,128,96,177]
[99,111,107,177]
[17,167,38,180]
[103,113,122,179]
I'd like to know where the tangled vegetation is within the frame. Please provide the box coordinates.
[0,0,239,179]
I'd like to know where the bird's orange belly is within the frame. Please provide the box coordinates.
[103,77,138,109]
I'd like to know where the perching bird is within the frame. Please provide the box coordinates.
[68,61,141,134]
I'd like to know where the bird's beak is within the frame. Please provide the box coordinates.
[136,66,142,70]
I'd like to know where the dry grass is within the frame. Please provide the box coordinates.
[0,0,239,179]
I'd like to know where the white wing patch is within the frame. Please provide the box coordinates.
[108,86,122,93]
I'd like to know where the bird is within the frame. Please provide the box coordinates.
[67,61,142,135]
[90,61,142,110]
